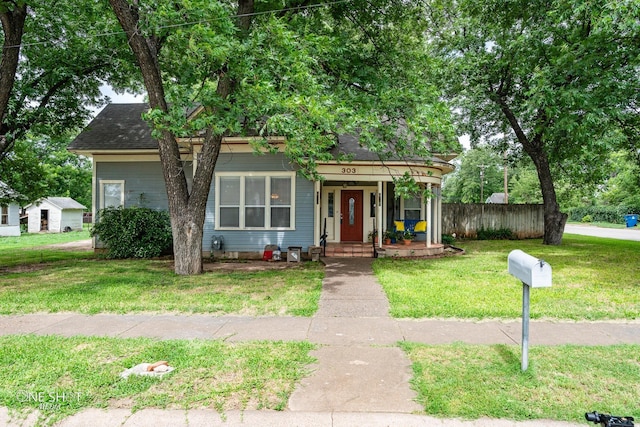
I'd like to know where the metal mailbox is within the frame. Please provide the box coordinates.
[508,249,552,288]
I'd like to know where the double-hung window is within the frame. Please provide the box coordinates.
[1,205,8,225]
[100,180,125,209]
[216,172,295,229]
[402,195,422,220]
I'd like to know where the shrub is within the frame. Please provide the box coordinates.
[91,207,172,258]
[476,227,514,240]
[442,234,456,245]
[581,214,593,223]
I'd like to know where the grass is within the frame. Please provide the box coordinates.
[0,259,323,316]
[0,335,315,426]
[374,235,640,320]
[402,342,640,422]
[0,229,94,267]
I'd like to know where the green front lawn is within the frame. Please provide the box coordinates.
[402,342,640,422]
[374,236,640,320]
[0,335,315,426]
[0,259,323,316]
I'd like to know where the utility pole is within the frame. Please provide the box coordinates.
[478,164,487,203]
[504,152,509,204]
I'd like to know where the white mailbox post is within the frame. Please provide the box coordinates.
[508,250,552,371]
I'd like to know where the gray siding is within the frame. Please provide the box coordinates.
[95,161,173,210]
[205,153,314,254]
[96,155,314,254]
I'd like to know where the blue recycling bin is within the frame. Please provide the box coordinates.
[624,214,638,227]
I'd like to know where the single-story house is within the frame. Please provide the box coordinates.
[25,197,87,233]
[68,103,457,257]
[0,180,22,237]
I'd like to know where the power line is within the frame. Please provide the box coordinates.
[2,0,353,50]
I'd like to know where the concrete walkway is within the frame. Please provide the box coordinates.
[2,258,639,426]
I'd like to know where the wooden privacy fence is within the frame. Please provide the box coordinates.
[442,203,544,239]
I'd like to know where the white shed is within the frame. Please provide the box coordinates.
[0,180,22,237]
[26,197,86,233]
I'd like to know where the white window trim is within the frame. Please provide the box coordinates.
[215,172,296,230]
[99,179,125,209]
[400,194,424,219]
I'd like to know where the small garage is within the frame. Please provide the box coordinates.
[26,197,87,233]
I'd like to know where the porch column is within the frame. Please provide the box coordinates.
[436,186,442,244]
[377,181,383,248]
[426,183,432,248]
[314,180,321,246]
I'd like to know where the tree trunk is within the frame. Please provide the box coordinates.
[533,148,568,245]
[0,3,28,158]
[109,0,204,275]
[109,0,254,274]
[496,100,567,245]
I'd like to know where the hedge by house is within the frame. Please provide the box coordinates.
[91,207,172,258]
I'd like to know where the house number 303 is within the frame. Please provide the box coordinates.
[341,167,357,174]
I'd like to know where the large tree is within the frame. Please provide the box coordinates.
[422,0,640,244]
[108,0,456,275]
[0,0,138,162]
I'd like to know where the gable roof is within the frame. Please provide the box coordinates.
[69,103,457,164]
[68,103,156,151]
[27,197,87,210]
[0,180,22,204]
[486,193,507,204]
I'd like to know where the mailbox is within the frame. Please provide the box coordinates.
[508,250,552,288]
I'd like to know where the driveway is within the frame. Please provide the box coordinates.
[564,224,640,241]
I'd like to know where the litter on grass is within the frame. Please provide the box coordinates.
[120,361,174,379]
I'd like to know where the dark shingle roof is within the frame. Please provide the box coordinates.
[68,103,156,151]
[69,104,455,165]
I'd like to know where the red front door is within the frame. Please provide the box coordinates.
[340,190,363,242]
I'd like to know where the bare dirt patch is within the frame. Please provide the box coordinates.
[203,260,310,273]
[34,239,93,251]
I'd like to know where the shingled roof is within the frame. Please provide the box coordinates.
[69,104,456,164]
[68,103,156,151]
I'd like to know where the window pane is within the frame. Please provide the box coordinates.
[103,183,122,208]
[1,205,7,225]
[220,177,240,205]
[245,177,265,206]
[271,207,290,227]
[270,177,291,205]
[349,197,355,225]
[328,192,334,217]
[404,209,420,220]
[370,193,376,217]
[245,207,265,227]
[220,207,239,227]
[404,197,421,209]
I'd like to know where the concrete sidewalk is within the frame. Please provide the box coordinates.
[2,258,637,427]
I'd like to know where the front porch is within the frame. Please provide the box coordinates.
[323,241,445,258]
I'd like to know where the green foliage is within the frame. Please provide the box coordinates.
[91,207,172,259]
[476,227,514,240]
[569,205,640,224]
[1,0,140,159]
[0,134,91,206]
[581,215,593,223]
[424,0,640,242]
[442,146,504,203]
[441,234,456,245]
